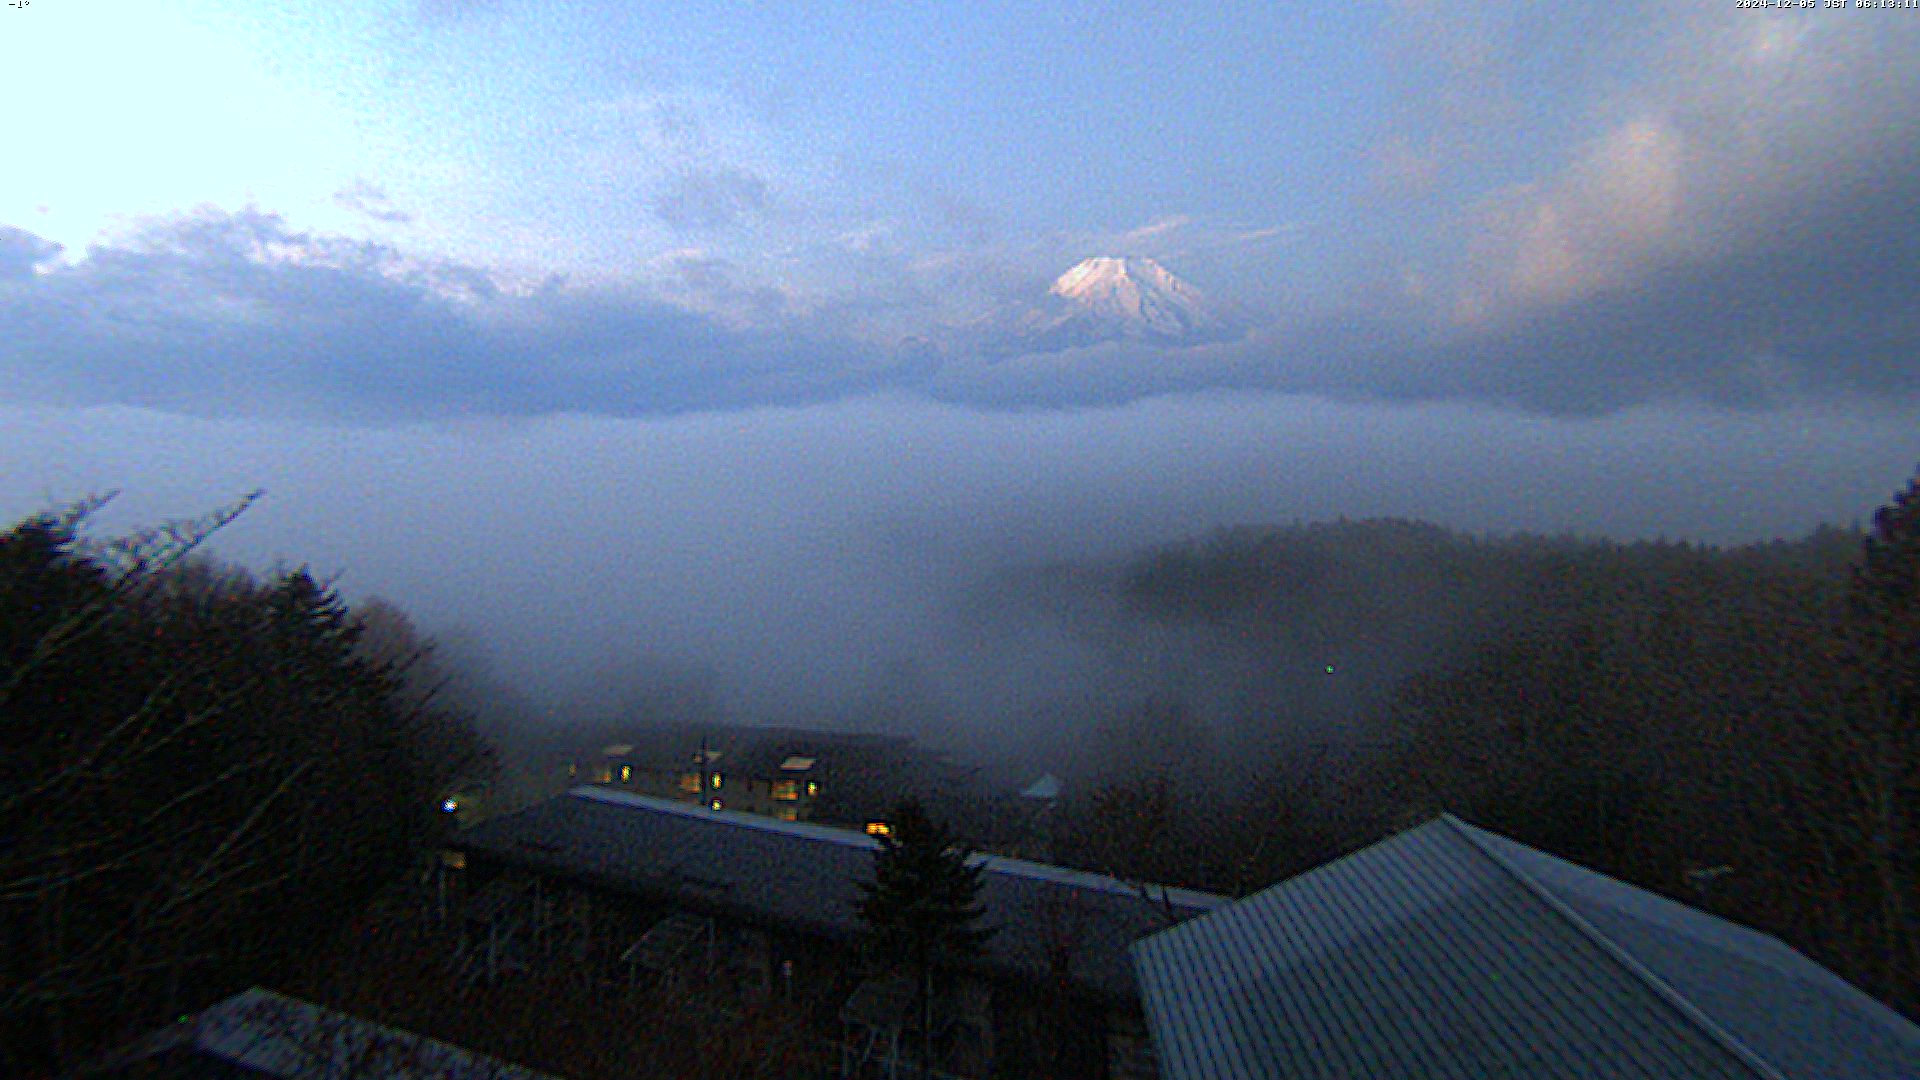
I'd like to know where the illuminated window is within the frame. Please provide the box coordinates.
[679,773,701,794]
[772,780,800,801]
[710,773,723,790]
[619,764,632,783]
[806,781,820,797]
[865,821,892,837]
[710,798,724,812]
[775,807,799,822]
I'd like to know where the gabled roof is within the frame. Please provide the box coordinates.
[451,787,1228,1005]
[1130,814,1920,1080]
[93,987,558,1080]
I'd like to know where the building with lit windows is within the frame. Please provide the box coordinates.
[570,723,952,828]
[444,786,1227,1079]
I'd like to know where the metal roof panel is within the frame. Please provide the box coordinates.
[1127,817,1909,1080]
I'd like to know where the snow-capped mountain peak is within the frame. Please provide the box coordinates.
[1051,256,1193,305]
[1033,256,1230,345]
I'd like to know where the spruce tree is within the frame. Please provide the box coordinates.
[1838,467,1920,1007]
[855,800,993,1078]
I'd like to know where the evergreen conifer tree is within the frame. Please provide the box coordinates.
[855,800,993,1078]
[1838,467,1920,1006]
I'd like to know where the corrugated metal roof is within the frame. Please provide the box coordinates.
[453,787,1229,1004]
[1459,821,1920,1079]
[1130,815,1920,1080]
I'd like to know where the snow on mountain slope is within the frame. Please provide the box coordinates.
[1020,256,1237,349]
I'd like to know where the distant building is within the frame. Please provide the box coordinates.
[570,723,968,831]
[445,786,1228,1079]
[91,987,556,1080]
[1130,814,1920,1080]
[1010,773,1062,861]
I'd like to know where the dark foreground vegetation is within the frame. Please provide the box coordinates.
[0,495,493,1076]
[2,469,1916,1076]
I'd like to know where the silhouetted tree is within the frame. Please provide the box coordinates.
[1828,468,1920,1009]
[855,800,993,1080]
[0,496,496,1075]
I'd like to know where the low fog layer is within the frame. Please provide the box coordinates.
[5,391,1915,762]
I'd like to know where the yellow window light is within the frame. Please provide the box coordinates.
[865,821,892,837]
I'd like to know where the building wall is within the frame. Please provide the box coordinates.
[574,759,823,822]
[449,852,1137,1080]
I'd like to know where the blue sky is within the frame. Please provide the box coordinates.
[7,2,1380,269]
[6,3,1915,416]
[3,2,1918,715]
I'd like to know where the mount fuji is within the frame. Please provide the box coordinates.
[1016,256,1239,351]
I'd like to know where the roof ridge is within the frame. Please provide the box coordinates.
[1440,815,1787,1080]
[571,785,882,848]
[567,786,1225,907]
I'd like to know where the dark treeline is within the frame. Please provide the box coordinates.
[1045,480,1918,1018]
[0,496,494,1076]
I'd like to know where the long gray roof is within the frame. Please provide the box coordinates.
[1130,814,1920,1080]
[452,787,1228,1005]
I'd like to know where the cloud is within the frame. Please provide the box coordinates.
[332,179,414,225]
[1114,215,1193,248]
[6,392,1916,740]
[0,227,63,279]
[651,167,770,231]
[1454,116,1685,319]
[646,249,794,327]
[414,0,502,24]
[10,30,1920,440]
[1362,13,1920,412]
[1071,216,1299,269]
[1365,7,1521,199]
[0,208,887,421]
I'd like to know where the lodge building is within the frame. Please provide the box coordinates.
[569,724,950,828]
[441,786,1227,1079]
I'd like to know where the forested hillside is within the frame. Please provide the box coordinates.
[0,497,494,1076]
[1046,493,1914,1016]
